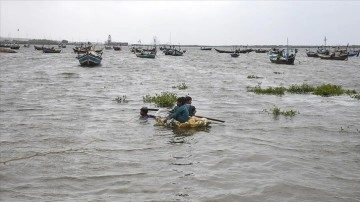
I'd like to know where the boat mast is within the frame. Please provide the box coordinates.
[286,38,289,60]
[324,36,327,51]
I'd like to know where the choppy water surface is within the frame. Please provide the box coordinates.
[1,46,359,201]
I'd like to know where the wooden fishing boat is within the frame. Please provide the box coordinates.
[76,50,103,66]
[0,47,17,53]
[306,49,318,57]
[255,49,267,53]
[270,54,296,64]
[215,48,239,53]
[348,50,359,57]
[113,46,121,51]
[172,49,184,56]
[200,47,212,50]
[34,45,44,50]
[136,51,156,58]
[318,53,348,60]
[269,39,297,65]
[163,48,174,55]
[230,53,239,57]
[43,47,61,53]
[10,44,20,49]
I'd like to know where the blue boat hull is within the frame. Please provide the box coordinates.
[77,54,102,66]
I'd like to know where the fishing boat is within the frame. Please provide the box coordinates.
[0,47,17,53]
[10,44,20,49]
[348,50,359,57]
[113,46,121,51]
[230,53,239,57]
[200,47,212,50]
[34,45,44,50]
[254,49,267,53]
[76,50,103,66]
[268,39,297,65]
[306,49,318,57]
[43,47,61,53]
[172,49,184,56]
[214,48,239,53]
[163,48,174,55]
[318,53,348,60]
[136,50,156,58]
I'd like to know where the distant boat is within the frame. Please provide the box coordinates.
[306,49,318,57]
[230,53,239,57]
[200,47,212,51]
[43,47,61,53]
[23,44,30,48]
[105,45,112,50]
[348,50,359,57]
[318,53,348,60]
[113,46,121,51]
[269,39,297,65]
[214,48,239,53]
[10,44,20,50]
[76,50,103,66]
[254,49,267,53]
[136,51,156,58]
[34,45,44,50]
[172,49,184,56]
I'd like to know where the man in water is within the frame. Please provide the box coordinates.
[140,107,156,119]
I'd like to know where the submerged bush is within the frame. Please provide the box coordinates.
[313,84,344,97]
[247,86,286,95]
[247,75,262,79]
[351,94,360,100]
[247,83,358,99]
[268,106,299,117]
[113,95,128,103]
[172,83,188,90]
[143,92,177,108]
[287,83,315,94]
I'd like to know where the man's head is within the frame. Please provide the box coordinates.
[140,107,149,116]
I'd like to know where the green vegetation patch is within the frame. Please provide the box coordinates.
[247,86,286,95]
[172,83,188,90]
[265,106,299,117]
[143,92,177,108]
[313,84,345,97]
[113,95,128,103]
[248,83,358,98]
[350,94,360,100]
[287,83,315,94]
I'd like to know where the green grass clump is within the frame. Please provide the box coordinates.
[313,84,345,97]
[351,94,360,100]
[247,75,262,79]
[269,106,299,117]
[172,83,188,90]
[113,95,128,103]
[143,92,177,108]
[287,83,315,94]
[247,86,286,95]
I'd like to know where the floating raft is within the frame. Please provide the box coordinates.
[155,117,211,128]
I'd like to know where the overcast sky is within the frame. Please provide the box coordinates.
[1,1,359,46]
